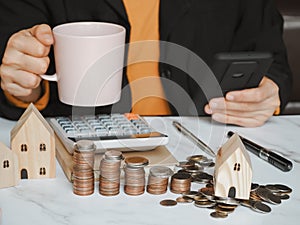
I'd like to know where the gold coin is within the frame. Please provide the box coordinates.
[176,196,193,203]
[210,211,228,219]
[125,156,149,167]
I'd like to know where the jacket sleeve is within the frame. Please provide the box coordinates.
[232,0,293,112]
[0,0,52,120]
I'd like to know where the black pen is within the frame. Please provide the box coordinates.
[227,131,293,172]
[173,121,216,158]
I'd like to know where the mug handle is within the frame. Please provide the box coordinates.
[40,74,58,82]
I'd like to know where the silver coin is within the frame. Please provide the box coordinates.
[251,183,260,191]
[213,196,240,206]
[265,184,292,194]
[194,200,216,208]
[251,201,272,214]
[192,172,213,184]
[182,191,200,199]
[149,166,174,178]
[256,187,281,205]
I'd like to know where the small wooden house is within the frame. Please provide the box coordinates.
[214,133,252,200]
[11,103,56,179]
[0,142,19,188]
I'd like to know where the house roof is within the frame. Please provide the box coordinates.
[10,103,54,141]
[215,133,251,170]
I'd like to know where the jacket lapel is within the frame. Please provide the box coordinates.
[104,0,193,40]
[160,0,193,40]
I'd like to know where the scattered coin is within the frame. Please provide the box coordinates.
[256,187,281,205]
[176,196,194,203]
[251,183,260,191]
[192,172,213,184]
[210,211,228,219]
[194,200,216,208]
[265,184,292,194]
[277,194,290,200]
[251,201,272,214]
[182,190,199,199]
[160,199,177,207]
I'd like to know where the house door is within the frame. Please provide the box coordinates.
[21,169,28,179]
[228,187,236,198]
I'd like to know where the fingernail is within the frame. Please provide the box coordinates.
[42,34,53,42]
[205,107,212,114]
[226,94,234,101]
[210,101,218,109]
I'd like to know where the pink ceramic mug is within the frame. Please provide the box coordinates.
[41,22,126,106]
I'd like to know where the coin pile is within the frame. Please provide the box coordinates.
[99,150,123,196]
[124,156,149,196]
[147,166,173,195]
[72,140,96,196]
[159,155,293,219]
[162,182,292,219]
[174,155,214,176]
[186,155,215,168]
[170,172,192,194]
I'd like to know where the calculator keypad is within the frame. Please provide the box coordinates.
[55,113,153,138]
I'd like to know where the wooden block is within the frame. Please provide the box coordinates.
[0,142,19,188]
[214,133,252,200]
[55,134,178,182]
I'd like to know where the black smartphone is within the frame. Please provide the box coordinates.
[212,52,273,96]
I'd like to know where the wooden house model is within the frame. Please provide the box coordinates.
[0,142,19,188]
[10,103,56,179]
[214,133,252,200]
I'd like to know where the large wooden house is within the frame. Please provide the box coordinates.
[214,133,252,200]
[10,103,56,179]
[0,142,19,188]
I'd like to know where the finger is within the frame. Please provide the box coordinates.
[28,24,53,46]
[211,113,269,127]
[6,26,52,58]
[2,48,50,75]
[209,98,274,113]
[204,104,212,114]
[0,64,42,89]
[225,77,277,103]
[1,80,34,97]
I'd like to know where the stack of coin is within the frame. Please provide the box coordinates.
[124,156,149,196]
[73,140,95,170]
[99,150,123,196]
[147,166,173,195]
[170,172,192,194]
[72,140,96,196]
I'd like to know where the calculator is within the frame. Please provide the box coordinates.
[48,113,168,154]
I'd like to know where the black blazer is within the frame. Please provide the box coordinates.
[0,0,292,120]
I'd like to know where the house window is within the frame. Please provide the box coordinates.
[40,143,46,151]
[3,160,9,168]
[40,167,46,175]
[233,163,241,171]
[21,144,28,152]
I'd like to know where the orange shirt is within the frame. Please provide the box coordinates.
[123,0,171,115]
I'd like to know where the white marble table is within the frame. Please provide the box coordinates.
[0,116,299,225]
